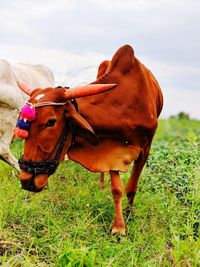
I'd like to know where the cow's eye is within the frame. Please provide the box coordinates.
[46,119,56,127]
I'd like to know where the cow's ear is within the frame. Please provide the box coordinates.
[97,60,110,78]
[65,105,98,145]
[109,45,134,75]
[17,82,35,96]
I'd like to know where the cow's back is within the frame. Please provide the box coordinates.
[13,63,54,89]
[0,59,24,108]
[0,60,54,108]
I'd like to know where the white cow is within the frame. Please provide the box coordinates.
[0,59,54,170]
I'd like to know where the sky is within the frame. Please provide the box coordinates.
[1,0,200,119]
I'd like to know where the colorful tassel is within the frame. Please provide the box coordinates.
[13,103,37,139]
[13,127,29,139]
[20,104,36,121]
[16,119,30,130]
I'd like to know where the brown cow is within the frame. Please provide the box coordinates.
[16,45,163,235]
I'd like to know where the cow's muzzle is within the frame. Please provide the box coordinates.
[19,171,48,192]
[20,179,43,192]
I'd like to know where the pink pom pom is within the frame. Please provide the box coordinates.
[20,104,36,121]
[13,127,29,139]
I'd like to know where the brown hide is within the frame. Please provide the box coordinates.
[68,45,163,172]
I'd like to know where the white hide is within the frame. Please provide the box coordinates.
[0,59,54,170]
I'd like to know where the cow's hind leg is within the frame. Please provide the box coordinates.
[109,170,125,235]
[126,147,150,207]
[99,172,105,189]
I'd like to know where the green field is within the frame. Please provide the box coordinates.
[0,118,199,266]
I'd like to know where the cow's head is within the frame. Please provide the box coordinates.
[16,82,116,192]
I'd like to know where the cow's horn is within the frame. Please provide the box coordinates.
[17,82,35,96]
[64,84,117,99]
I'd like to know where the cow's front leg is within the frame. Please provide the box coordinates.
[109,170,125,235]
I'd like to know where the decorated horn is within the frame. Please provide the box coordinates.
[17,82,35,96]
[64,84,117,99]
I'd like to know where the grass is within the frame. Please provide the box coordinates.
[0,118,199,266]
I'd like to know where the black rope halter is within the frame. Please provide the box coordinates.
[18,123,71,176]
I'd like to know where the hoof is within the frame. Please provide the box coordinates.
[111,226,126,236]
